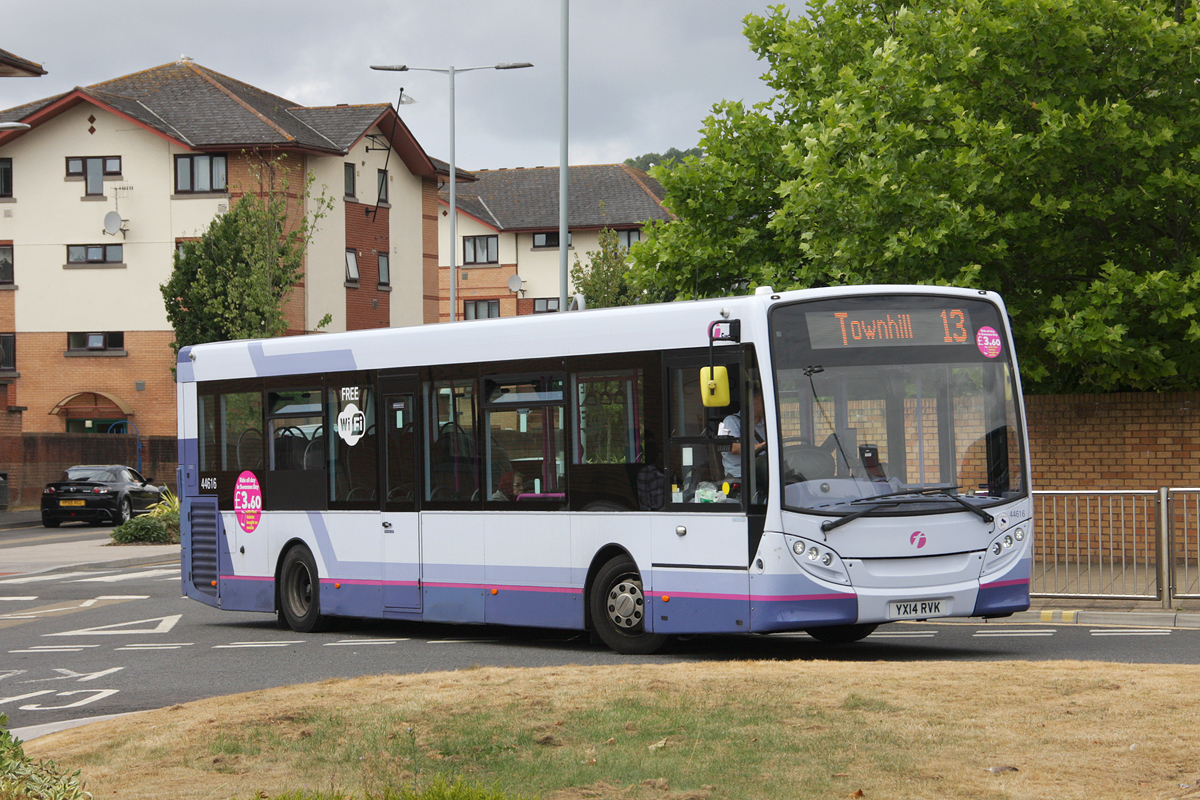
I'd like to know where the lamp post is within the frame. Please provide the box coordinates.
[371,62,533,322]
[0,122,30,131]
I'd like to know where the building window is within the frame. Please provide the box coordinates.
[66,156,121,196]
[617,229,640,249]
[68,331,124,352]
[67,244,123,264]
[533,231,571,248]
[463,235,498,265]
[464,299,500,320]
[533,298,560,314]
[0,334,13,371]
[175,154,227,193]
[377,253,390,287]
[345,249,359,282]
[377,169,388,204]
[0,158,11,198]
[0,245,11,284]
[344,163,355,198]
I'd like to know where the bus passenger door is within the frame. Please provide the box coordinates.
[381,385,421,611]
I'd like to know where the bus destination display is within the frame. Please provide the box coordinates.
[806,308,974,349]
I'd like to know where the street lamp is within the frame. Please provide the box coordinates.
[370,62,533,322]
[0,122,30,131]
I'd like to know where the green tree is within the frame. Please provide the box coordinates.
[570,228,637,308]
[633,0,1200,392]
[161,156,332,355]
[624,146,703,172]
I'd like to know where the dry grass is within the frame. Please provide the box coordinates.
[22,660,1200,800]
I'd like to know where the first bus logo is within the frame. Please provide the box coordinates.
[910,531,926,548]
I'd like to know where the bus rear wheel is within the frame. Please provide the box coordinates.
[279,545,327,632]
[805,623,878,644]
[590,555,668,655]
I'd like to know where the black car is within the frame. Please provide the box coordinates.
[41,465,164,528]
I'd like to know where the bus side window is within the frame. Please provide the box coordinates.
[197,386,263,509]
[483,373,564,508]
[425,378,480,502]
[570,366,663,511]
[328,382,378,506]
[667,367,725,504]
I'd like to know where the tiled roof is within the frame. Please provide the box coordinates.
[443,164,671,231]
[0,60,436,174]
[0,48,46,77]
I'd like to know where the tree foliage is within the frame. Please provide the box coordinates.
[570,228,638,308]
[624,147,703,172]
[632,0,1200,392]
[161,157,331,355]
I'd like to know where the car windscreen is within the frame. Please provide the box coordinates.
[63,467,117,483]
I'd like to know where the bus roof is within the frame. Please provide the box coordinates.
[176,285,1002,384]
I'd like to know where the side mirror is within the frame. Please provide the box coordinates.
[700,366,730,408]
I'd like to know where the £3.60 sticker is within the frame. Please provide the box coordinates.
[234,471,262,533]
[976,326,1002,359]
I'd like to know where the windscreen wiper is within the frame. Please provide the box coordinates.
[821,487,993,532]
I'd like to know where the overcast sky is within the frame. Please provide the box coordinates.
[2,0,785,170]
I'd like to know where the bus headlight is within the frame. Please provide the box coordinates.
[788,537,851,586]
[981,526,1028,577]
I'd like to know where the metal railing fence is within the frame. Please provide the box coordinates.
[1031,488,1200,607]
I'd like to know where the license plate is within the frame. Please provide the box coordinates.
[889,599,948,620]
[59,499,86,507]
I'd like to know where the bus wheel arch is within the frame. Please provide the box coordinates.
[586,549,668,655]
[277,541,328,633]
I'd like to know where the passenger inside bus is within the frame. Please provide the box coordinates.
[491,471,524,501]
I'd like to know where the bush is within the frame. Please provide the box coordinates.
[0,712,92,800]
[110,489,181,545]
[110,513,176,545]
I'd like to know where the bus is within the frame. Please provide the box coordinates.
[177,285,1032,654]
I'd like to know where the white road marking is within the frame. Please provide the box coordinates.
[72,569,179,583]
[9,645,101,653]
[973,629,1057,637]
[21,667,124,683]
[45,614,181,636]
[428,639,501,644]
[869,630,938,638]
[323,639,410,646]
[213,640,305,649]
[115,643,194,651]
[0,572,116,584]
[1090,629,1172,636]
[0,597,37,601]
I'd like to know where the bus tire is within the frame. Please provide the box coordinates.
[279,545,327,633]
[804,623,878,644]
[590,555,668,655]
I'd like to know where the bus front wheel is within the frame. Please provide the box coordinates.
[279,546,327,633]
[590,555,668,655]
[804,623,878,644]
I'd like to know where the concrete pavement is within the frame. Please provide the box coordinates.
[0,508,180,577]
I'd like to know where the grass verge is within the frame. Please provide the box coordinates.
[22,659,1200,800]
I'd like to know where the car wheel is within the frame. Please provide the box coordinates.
[116,497,132,525]
[42,518,60,528]
[589,554,668,655]
[279,545,327,632]
[804,623,879,644]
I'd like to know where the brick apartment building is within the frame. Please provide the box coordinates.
[0,58,444,502]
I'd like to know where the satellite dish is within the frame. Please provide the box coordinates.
[507,274,523,293]
[103,211,124,236]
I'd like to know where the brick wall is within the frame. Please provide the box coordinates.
[422,178,439,324]
[344,201,390,330]
[3,432,178,508]
[1025,391,1200,490]
[15,330,176,435]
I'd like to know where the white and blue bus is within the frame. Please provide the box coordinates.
[177,285,1032,653]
